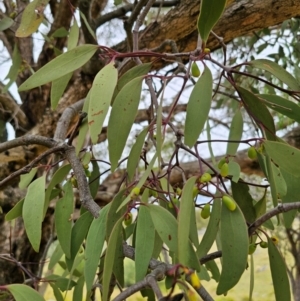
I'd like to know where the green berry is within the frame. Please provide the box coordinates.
[248,244,257,255]
[124,212,133,226]
[131,187,140,197]
[222,195,237,211]
[220,163,229,177]
[200,173,212,183]
[260,241,268,248]
[201,204,211,219]
[192,186,199,198]
[218,158,226,169]
[248,146,257,160]
[191,62,201,77]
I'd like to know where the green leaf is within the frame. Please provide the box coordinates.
[249,59,300,91]
[55,181,74,259]
[45,275,76,291]
[3,45,22,92]
[23,176,46,252]
[79,11,96,40]
[281,170,300,227]
[263,140,300,176]
[237,87,276,140]
[226,110,243,156]
[7,284,45,301]
[197,199,221,259]
[268,237,291,301]
[178,177,200,270]
[259,94,300,123]
[113,63,151,103]
[88,62,118,144]
[205,260,220,282]
[216,203,248,295]
[51,27,68,38]
[152,231,164,259]
[254,193,274,230]
[18,44,98,91]
[184,66,212,147]
[127,127,148,181]
[49,283,64,301]
[231,182,256,223]
[102,218,123,301]
[67,18,79,50]
[135,206,155,282]
[19,167,38,189]
[51,72,73,109]
[228,161,240,183]
[85,204,109,292]
[73,275,85,301]
[0,15,14,31]
[147,204,178,254]
[249,254,254,301]
[108,76,144,171]
[197,0,227,44]
[5,199,24,221]
[49,242,63,270]
[15,0,49,38]
[89,160,100,198]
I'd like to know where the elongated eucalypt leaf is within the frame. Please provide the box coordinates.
[259,94,300,123]
[147,204,178,255]
[263,140,300,177]
[102,217,123,301]
[16,0,49,38]
[197,0,227,45]
[226,109,243,156]
[55,181,74,259]
[7,284,45,301]
[268,237,291,301]
[5,199,24,221]
[19,167,38,189]
[237,87,276,140]
[88,62,118,144]
[135,206,155,282]
[184,66,212,147]
[178,177,200,270]
[0,14,14,31]
[85,204,110,293]
[216,202,248,295]
[127,127,148,181]
[249,59,300,91]
[22,175,46,252]
[108,76,144,171]
[18,44,98,91]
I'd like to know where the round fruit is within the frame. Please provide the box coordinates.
[192,186,199,198]
[70,177,78,188]
[218,158,226,169]
[222,195,237,211]
[190,271,201,289]
[204,48,210,53]
[248,244,257,255]
[260,241,268,248]
[220,163,229,177]
[201,203,211,219]
[176,187,182,196]
[124,212,133,226]
[191,62,201,77]
[130,187,140,197]
[149,189,158,198]
[248,146,257,160]
[200,173,212,183]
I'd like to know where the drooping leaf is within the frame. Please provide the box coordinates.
[45,275,76,291]
[249,254,254,301]
[16,0,49,37]
[102,218,123,301]
[135,206,155,282]
[147,204,178,255]
[184,66,212,147]
[49,283,64,301]
[70,211,93,261]
[178,177,200,270]
[51,72,73,109]
[0,15,14,31]
[254,193,274,230]
[263,140,300,176]
[152,231,164,259]
[231,181,256,223]
[51,27,68,38]
[85,204,109,292]
[18,44,98,91]
[112,63,152,102]
[5,199,24,221]
[89,160,100,198]
[127,127,148,181]
[7,284,45,301]
[67,18,79,50]
[108,76,144,171]
[205,260,220,282]
[268,237,291,301]
[79,11,96,40]
[73,275,85,301]
[216,203,248,295]
[237,87,276,140]
[55,181,74,259]
[226,109,243,156]
[19,167,38,189]
[197,0,227,44]
[259,94,300,123]
[48,242,63,270]
[88,62,118,144]
[228,161,240,183]
[23,176,46,252]
[249,59,300,91]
